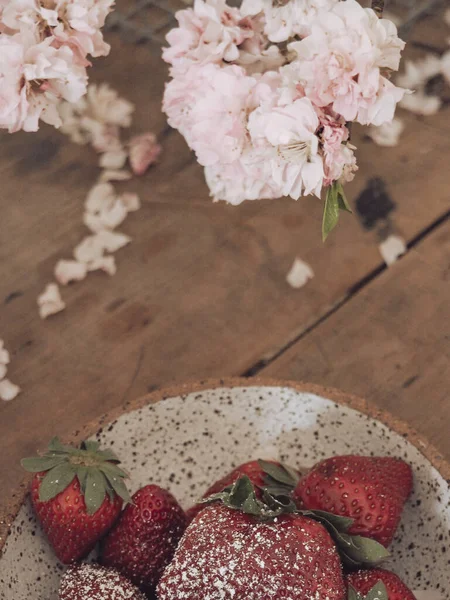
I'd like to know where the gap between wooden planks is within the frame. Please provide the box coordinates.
[262,216,450,460]
[0,16,449,512]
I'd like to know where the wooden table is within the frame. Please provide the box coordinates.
[0,4,449,518]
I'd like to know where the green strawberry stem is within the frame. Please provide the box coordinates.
[21,437,132,514]
[203,470,390,569]
[348,582,389,600]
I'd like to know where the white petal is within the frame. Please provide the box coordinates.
[120,192,141,212]
[85,182,115,213]
[400,92,441,116]
[286,258,314,289]
[367,118,404,147]
[0,364,7,380]
[0,347,10,366]
[128,133,161,176]
[99,149,128,170]
[379,235,406,266]
[83,212,107,233]
[100,198,128,230]
[87,256,117,276]
[74,235,105,263]
[0,379,21,401]
[441,50,450,86]
[37,284,66,319]
[96,230,131,253]
[99,169,133,182]
[54,260,88,285]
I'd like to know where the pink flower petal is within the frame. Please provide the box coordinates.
[128,132,161,176]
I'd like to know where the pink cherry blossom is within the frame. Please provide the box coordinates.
[316,107,357,186]
[248,94,324,199]
[128,132,162,176]
[0,35,28,132]
[289,0,406,125]
[205,147,283,205]
[163,0,255,72]
[0,30,87,132]
[164,63,257,166]
[241,0,338,43]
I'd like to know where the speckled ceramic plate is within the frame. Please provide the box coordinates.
[1,379,450,599]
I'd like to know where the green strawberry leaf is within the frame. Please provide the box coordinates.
[100,462,129,480]
[47,437,75,455]
[227,476,259,510]
[366,582,389,600]
[258,460,299,488]
[100,464,132,504]
[306,509,354,533]
[97,448,121,463]
[84,468,107,515]
[75,466,89,494]
[347,585,361,600]
[21,455,66,473]
[339,533,390,566]
[38,463,76,502]
[82,440,100,453]
[348,581,389,600]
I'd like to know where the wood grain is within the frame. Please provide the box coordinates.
[1,16,449,514]
[262,218,450,458]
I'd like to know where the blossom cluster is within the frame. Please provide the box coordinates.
[163,0,407,221]
[0,0,114,133]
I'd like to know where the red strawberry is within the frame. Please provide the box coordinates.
[294,455,413,546]
[158,503,346,600]
[101,484,187,594]
[187,459,298,520]
[347,568,417,600]
[59,563,146,600]
[22,437,131,563]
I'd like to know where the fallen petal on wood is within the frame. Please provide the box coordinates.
[54,260,88,285]
[85,182,116,214]
[286,258,314,289]
[87,256,117,276]
[0,378,21,401]
[99,169,133,182]
[129,132,162,176]
[99,149,128,170]
[74,235,105,263]
[96,230,132,253]
[379,235,407,266]
[0,340,10,367]
[367,118,404,147]
[120,192,141,212]
[37,284,66,319]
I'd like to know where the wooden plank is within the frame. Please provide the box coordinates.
[262,218,450,459]
[0,16,449,513]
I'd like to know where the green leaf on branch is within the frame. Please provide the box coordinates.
[322,181,352,241]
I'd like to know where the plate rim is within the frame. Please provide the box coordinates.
[1,377,449,555]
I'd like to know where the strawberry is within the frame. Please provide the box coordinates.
[187,459,299,520]
[21,437,131,563]
[158,502,346,600]
[101,484,187,594]
[347,568,417,600]
[294,455,413,547]
[59,563,146,600]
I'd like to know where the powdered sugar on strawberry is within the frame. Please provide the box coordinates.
[158,504,345,599]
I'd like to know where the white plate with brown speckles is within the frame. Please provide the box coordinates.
[1,379,449,599]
